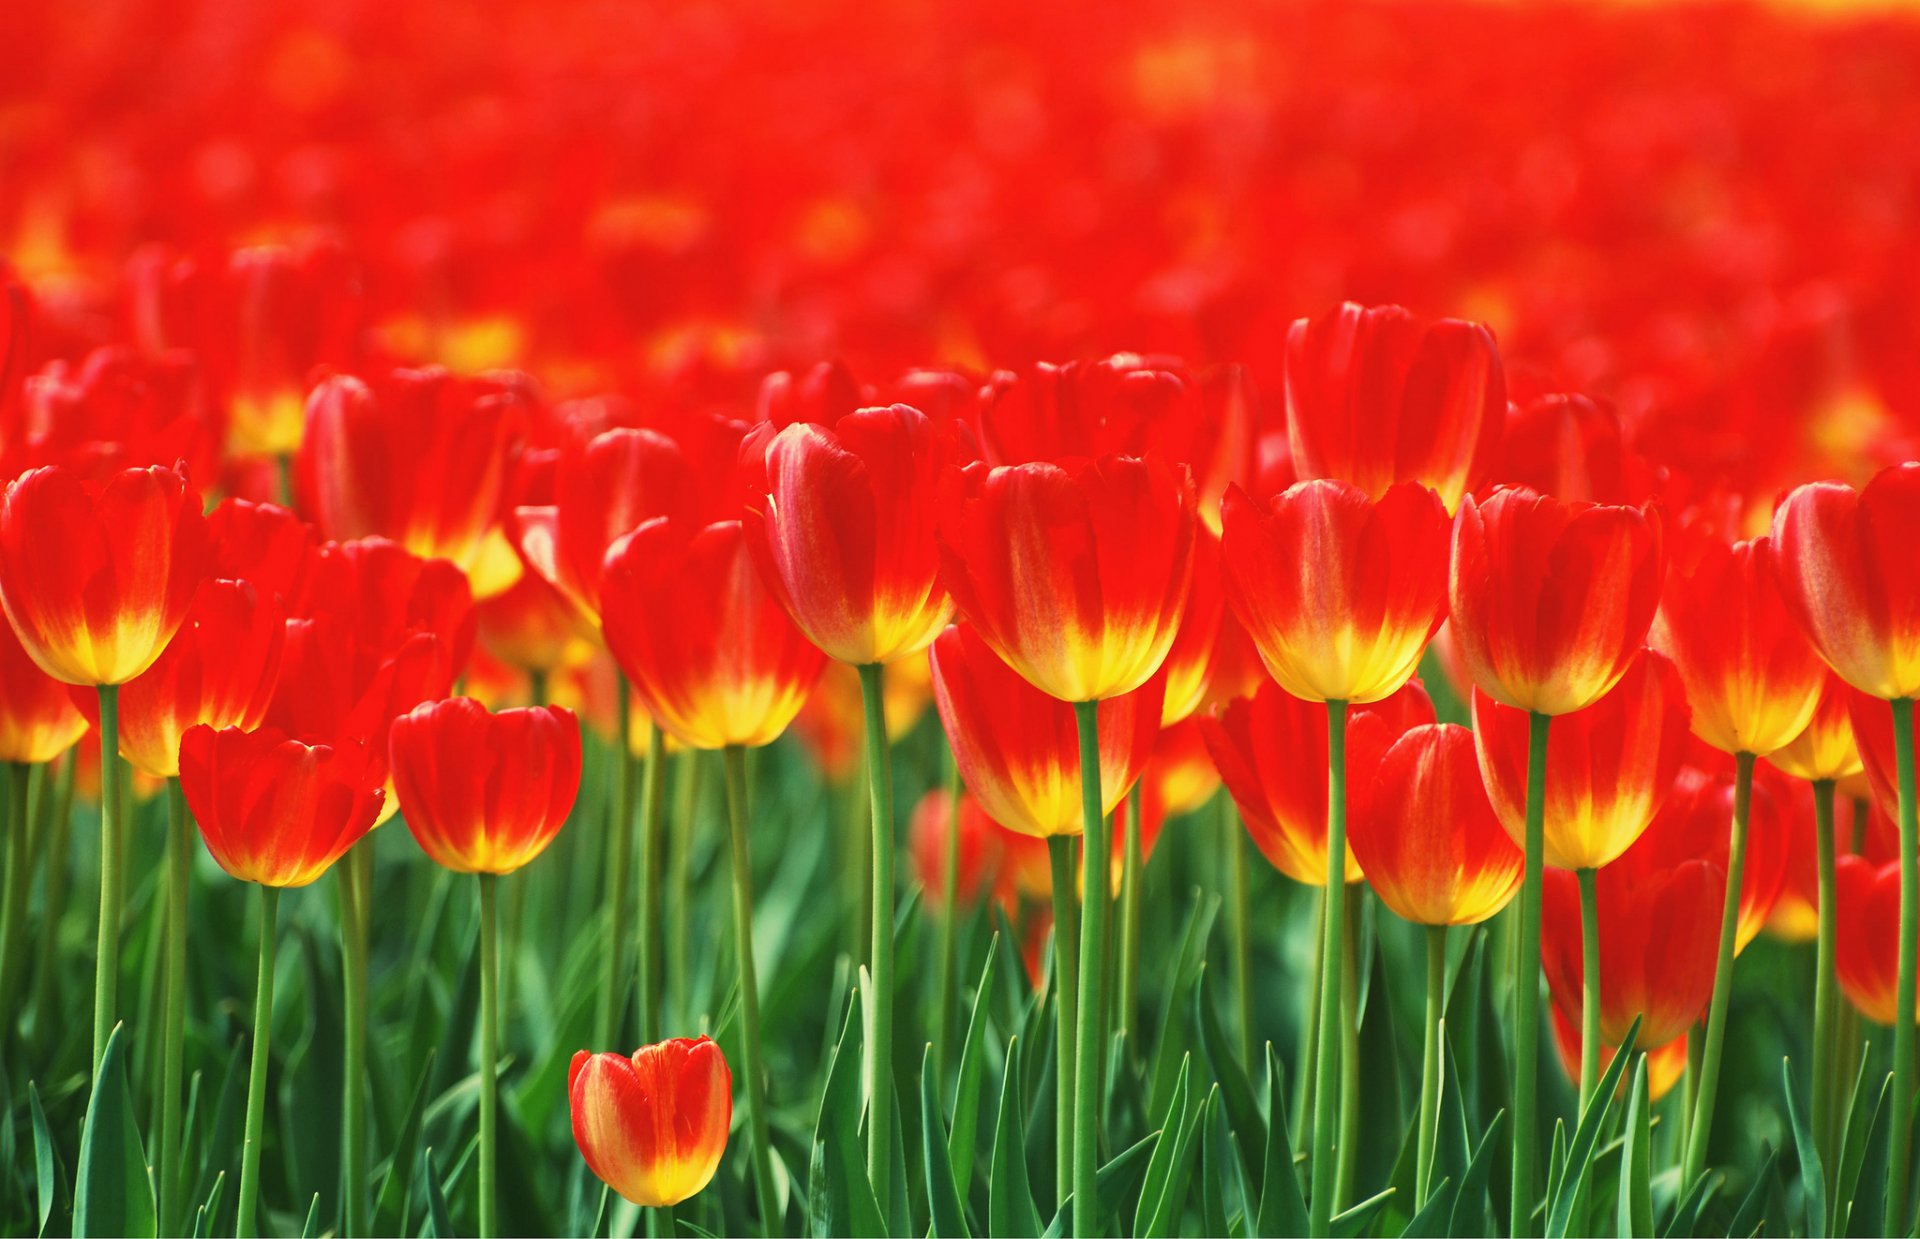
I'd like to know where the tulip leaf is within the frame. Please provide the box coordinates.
[190,1172,225,1239]
[988,1035,1044,1239]
[1194,964,1264,1193]
[1545,1014,1638,1239]
[1255,1044,1310,1239]
[1401,1177,1458,1238]
[1331,1186,1396,1237]
[1726,1142,1780,1239]
[1618,1056,1653,1239]
[1135,1057,1205,1239]
[1446,1108,1505,1239]
[374,1048,439,1237]
[921,1044,972,1238]
[29,1080,68,1238]
[1658,1168,1719,1238]
[187,1037,247,1234]
[300,1192,322,1238]
[1040,1131,1159,1238]
[1144,895,1219,1123]
[420,1146,452,1239]
[74,1023,157,1239]
[950,937,1000,1198]
[1781,1057,1828,1238]
[1842,1074,1892,1238]
[808,990,886,1238]
[1196,1090,1232,1238]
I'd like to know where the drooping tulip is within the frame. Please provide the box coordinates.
[928,623,1163,838]
[1472,649,1691,871]
[177,725,386,887]
[1282,302,1504,512]
[569,1038,733,1207]
[0,462,210,686]
[742,403,957,666]
[1220,478,1449,705]
[1350,723,1522,926]
[939,454,1196,703]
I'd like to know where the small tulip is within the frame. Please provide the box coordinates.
[178,725,385,887]
[570,1038,733,1208]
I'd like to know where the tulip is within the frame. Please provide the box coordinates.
[570,1039,733,1209]
[1158,529,1227,727]
[1769,671,1865,786]
[1447,484,1662,1225]
[0,616,87,767]
[206,498,318,608]
[1549,1012,1690,1104]
[1350,722,1520,1206]
[1775,465,1920,1216]
[1282,302,1504,513]
[1623,762,1789,955]
[0,460,210,1076]
[1834,856,1918,1027]
[1502,393,1647,506]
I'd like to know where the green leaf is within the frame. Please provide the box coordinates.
[1040,1132,1160,1239]
[301,1193,322,1238]
[1727,1143,1780,1239]
[1617,1056,1653,1239]
[1545,1015,1638,1239]
[190,1172,225,1239]
[187,1038,247,1236]
[809,990,886,1238]
[374,1048,439,1237]
[1401,1178,1458,1238]
[1782,1058,1828,1237]
[1144,895,1219,1123]
[1197,1091,1231,1238]
[74,1023,157,1239]
[921,1044,972,1238]
[1330,1187,1396,1237]
[1447,1110,1505,1239]
[950,938,1000,1199]
[1843,1074,1892,1238]
[29,1080,66,1238]
[1255,1045,1310,1239]
[1135,1060,1205,1239]
[421,1147,452,1239]
[1658,1169,1718,1239]
[1194,965,1264,1191]
[988,1037,1044,1239]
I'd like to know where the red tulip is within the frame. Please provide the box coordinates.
[178,724,385,887]
[1282,302,1503,512]
[600,517,824,749]
[570,1038,732,1208]
[1473,649,1689,871]
[1550,1011,1689,1104]
[1502,393,1648,506]
[1157,530,1227,725]
[1220,478,1449,704]
[1834,855,1919,1025]
[1449,486,1663,716]
[1768,671,1865,784]
[206,499,318,609]
[742,403,956,666]
[939,454,1196,703]
[1617,761,1791,954]
[1200,678,1433,886]
[909,788,1008,913]
[476,572,596,675]
[0,615,87,763]
[111,578,284,779]
[1350,723,1522,926]
[928,622,1163,838]
[389,697,581,874]
[0,462,210,686]
[1772,465,1920,701]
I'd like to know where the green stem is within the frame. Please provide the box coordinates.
[1071,699,1107,1237]
[528,667,549,708]
[1511,710,1550,1238]
[1578,867,1601,1108]
[1336,884,1362,1208]
[157,778,192,1235]
[934,749,963,1090]
[1225,795,1254,1068]
[1416,925,1447,1207]
[1811,778,1839,1189]
[478,874,500,1239]
[596,675,637,1048]
[0,764,32,1030]
[857,662,897,1212]
[29,753,74,1037]
[1048,835,1079,1208]
[237,883,280,1239]
[92,683,123,1077]
[1309,701,1349,1236]
[1891,697,1918,1233]
[723,745,779,1235]
[1683,749,1755,1185]
[637,722,667,1045]
[1294,885,1325,1141]
[669,752,700,1027]
[1119,781,1144,1057]
[341,844,372,1237]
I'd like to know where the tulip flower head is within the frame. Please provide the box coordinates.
[571,1038,732,1209]
[1768,670,1865,783]
[0,614,87,763]
[178,724,386,887]
[1834,855,1919,1025]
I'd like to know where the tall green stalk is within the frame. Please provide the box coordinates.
[157,778,192,1234]
[237,883,280,1239]
[934,751,963,1089]
[596,676,637,1048]
[1683,749,1756,1185]
[856,662,897,1210]
[1335,884,1362,1208]
[1809,778,1839,1181]
[669,752,701,1027]
[0,764,32,1030]
[1309,700,1350,1237]
[722,745,780,1235]
[1577,867,1601,1107]
[636,723,667,1044]
[1294,886,1325,1141]
[1415,925,1447,1208]
[29,754,75,1037]
[1511,710,1550,1238]
[92,683,124,1077]
[477,873,500,1239]
[1048,835,1079,1208]
[1225,795,1254,1067]
[1070,699,1108,1237]
[340,843,373,1237]
[1890,697,1917,1232]
[1119,782,1144,1057]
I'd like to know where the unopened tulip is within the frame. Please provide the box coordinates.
[178,725,386,887]
[570,1038,733,1208]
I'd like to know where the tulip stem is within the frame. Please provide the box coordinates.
[158,777,192,1235]
[722,745,779,1235]
[92,683,123,1078]
[857,662,897,1215]
[1511,710,1550,1238]
[29,754,75,1037]
[340,843,372,1238]
[1416,925,1447,1208]
[1810,778,1839,1188]
[597,675,637,1048]
[1225,795,1254,1068]
[1048,835,1079,1208]
[237,883,280,1239]
[1309,699,1349,1237]
[0,764,32,1038]
[1683,749,1755,1186]
[1577,867,1601,1108]
[1070,699,1107,1237]
[1336,884,1362,1208]
[1295,885,1325,1141]
[637,722,667,1045]
[477,873,500,1239]
[1119,781,1144,1057]
[934,748,962,1089]
[1891,697,1918,1233]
